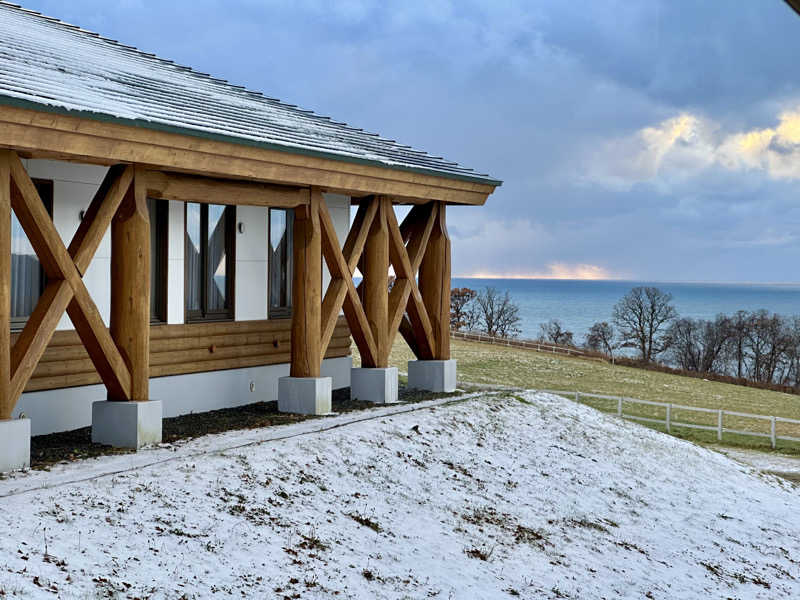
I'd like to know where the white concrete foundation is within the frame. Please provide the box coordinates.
[278,376,332,415]
[91,400,163,449]
[0,418,30,472]
[407,359,457,393]
[351,367,399,404]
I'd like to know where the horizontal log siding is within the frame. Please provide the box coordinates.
[12,317,351,392]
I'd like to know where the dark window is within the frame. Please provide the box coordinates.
[11,179,53,331]
[268,208,293,318]
[148,198,168,323]
[185,203,235,321]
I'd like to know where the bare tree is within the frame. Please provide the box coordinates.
[474,287,521,338]
[612,286,677,362]
[539,319,574,346]
[666,315,730,373]
[744,310,793,383]
[450,287,478,331]
[585,321,616,357]
[725,310,751,378]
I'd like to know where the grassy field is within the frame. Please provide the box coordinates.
[355,337,800,452]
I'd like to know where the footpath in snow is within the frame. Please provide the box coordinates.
[0,391,798,599]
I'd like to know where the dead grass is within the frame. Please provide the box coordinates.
[367,337,800,452]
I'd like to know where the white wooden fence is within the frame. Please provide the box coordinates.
[451,331,586,357]
[541,389,800,449]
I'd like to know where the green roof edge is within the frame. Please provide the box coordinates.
[0,95,503,188]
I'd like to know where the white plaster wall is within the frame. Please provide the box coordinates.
[14,355,352,436]
[322,193,351,295]
[166,200,185,324]
[22,159,110,330]
[234,205,269,321]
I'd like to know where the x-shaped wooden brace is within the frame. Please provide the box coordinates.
[4,151,133,406]
[319,196,379,367]
[318,195,438,366]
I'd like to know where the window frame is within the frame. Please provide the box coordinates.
[149,198,169,325]
[10,179,53,332]
[268,207,294,320]
[184,203,236,323]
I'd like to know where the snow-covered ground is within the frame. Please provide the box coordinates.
[0,391,798,599]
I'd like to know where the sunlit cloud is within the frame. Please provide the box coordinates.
[459,262,618,280]
[587,105,800,187]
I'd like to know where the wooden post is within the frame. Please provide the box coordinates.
[770,416,777,449]
[361,197,389,368]
[290,189,322,377]
[109,167,150,401]
[419,202,451,360]
[717,410,723,442]
[0,153,10,419]
[666,404,672,434]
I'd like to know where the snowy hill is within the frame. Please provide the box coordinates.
[0,392,798,599]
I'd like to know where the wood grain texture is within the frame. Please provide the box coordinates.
[362,198,390,367]
[387,201,434,360]
[290,189,322,377]
[67,165,132,275]
[109,166,150,400]
[12,318,351,393]
[0,106,496,205]
[145,170,306,208]
[0,152,10,418]
[319,196,378,367]
[419,202,451,359]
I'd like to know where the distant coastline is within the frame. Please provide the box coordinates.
[450,278,800,342]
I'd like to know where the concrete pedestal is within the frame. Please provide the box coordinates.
[407,359,457,393]
[0,418,30,472]
[278,376,332,415]
[91,400,162,449]
[351,367,398,404]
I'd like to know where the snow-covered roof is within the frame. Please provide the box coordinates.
[0,2,500,186]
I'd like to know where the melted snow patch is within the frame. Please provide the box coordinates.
[0,392,797,599]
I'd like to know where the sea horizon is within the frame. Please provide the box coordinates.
[450,277,800,342]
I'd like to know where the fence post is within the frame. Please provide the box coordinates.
[666,404,672,434]
[575,391,580,403]
[617,397,623,417]
[770,416,776,449]
[717,410,723,442]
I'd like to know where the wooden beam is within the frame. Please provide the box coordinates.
[8,153,75,280]
[145,170,307,208]
[67,284,131,401]
[109,166,150,400]
[361,197,390,367]
[0,152,10,418]
[320,279,348,355]
[0,105,497,205]
[386,201,435,360]
[319,197,378,367]
[68,165,133,275]
[401,203,437,272]
[290,189,322,377]
[419,202,451,360]
[10,280,74,402]
[342,198,378,274]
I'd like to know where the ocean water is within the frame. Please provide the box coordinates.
[451,278,800,342]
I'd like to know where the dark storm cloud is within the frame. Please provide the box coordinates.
[18,0,800,281]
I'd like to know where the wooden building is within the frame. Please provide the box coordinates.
[0,3,500,470]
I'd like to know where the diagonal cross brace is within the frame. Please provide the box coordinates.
[4,151,133,407]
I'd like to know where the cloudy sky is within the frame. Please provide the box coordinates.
[20,0,800,282]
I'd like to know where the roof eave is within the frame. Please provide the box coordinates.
[0,95,502,189]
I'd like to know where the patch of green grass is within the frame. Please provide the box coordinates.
[363,337,800,453]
